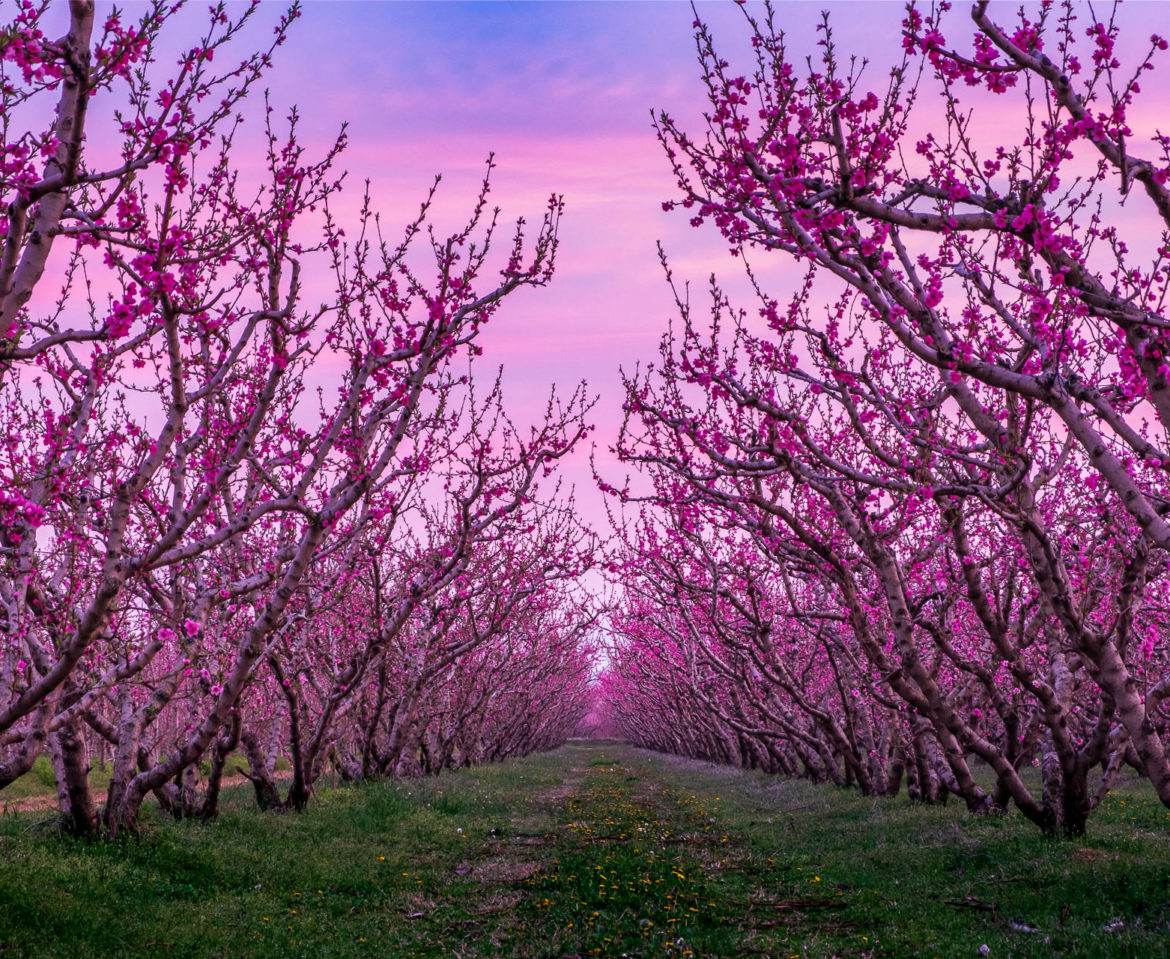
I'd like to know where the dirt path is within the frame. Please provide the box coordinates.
[430,740,779,957]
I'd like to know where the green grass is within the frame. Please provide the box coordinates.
[0,756,116,803]
[0,755,56,801]
[620,749,1170,958]
[1,752,286,808]
[0,741,1168,957]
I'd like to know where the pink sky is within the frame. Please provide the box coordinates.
[74,1,1170,534]
[248,1,905,530]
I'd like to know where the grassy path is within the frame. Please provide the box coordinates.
[2,740,1169,957]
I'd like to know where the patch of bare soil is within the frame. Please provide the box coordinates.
[0,794,57,814]
[468,857,541,883]
[502,761,592,839]
[534,765,590,806]
[471,889,523,915]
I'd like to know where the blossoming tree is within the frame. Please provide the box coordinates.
[0,1,595,834]
[604,0,1170,836]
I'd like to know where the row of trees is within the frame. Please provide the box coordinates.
[602,0,1170,836]
[0,1,596,834]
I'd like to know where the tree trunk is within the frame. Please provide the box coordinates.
[49,714,97,835]
[198,711,242,820]
[239,728,283,811]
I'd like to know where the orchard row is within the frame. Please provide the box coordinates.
[601,1,1170,837]
[0,1,596,834]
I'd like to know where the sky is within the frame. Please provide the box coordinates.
[253,1,910,530]
[66,0,1170,534]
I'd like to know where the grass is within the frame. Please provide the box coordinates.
[0,752,288,809]
[0,741,1166,957]
[1,756,116,803]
